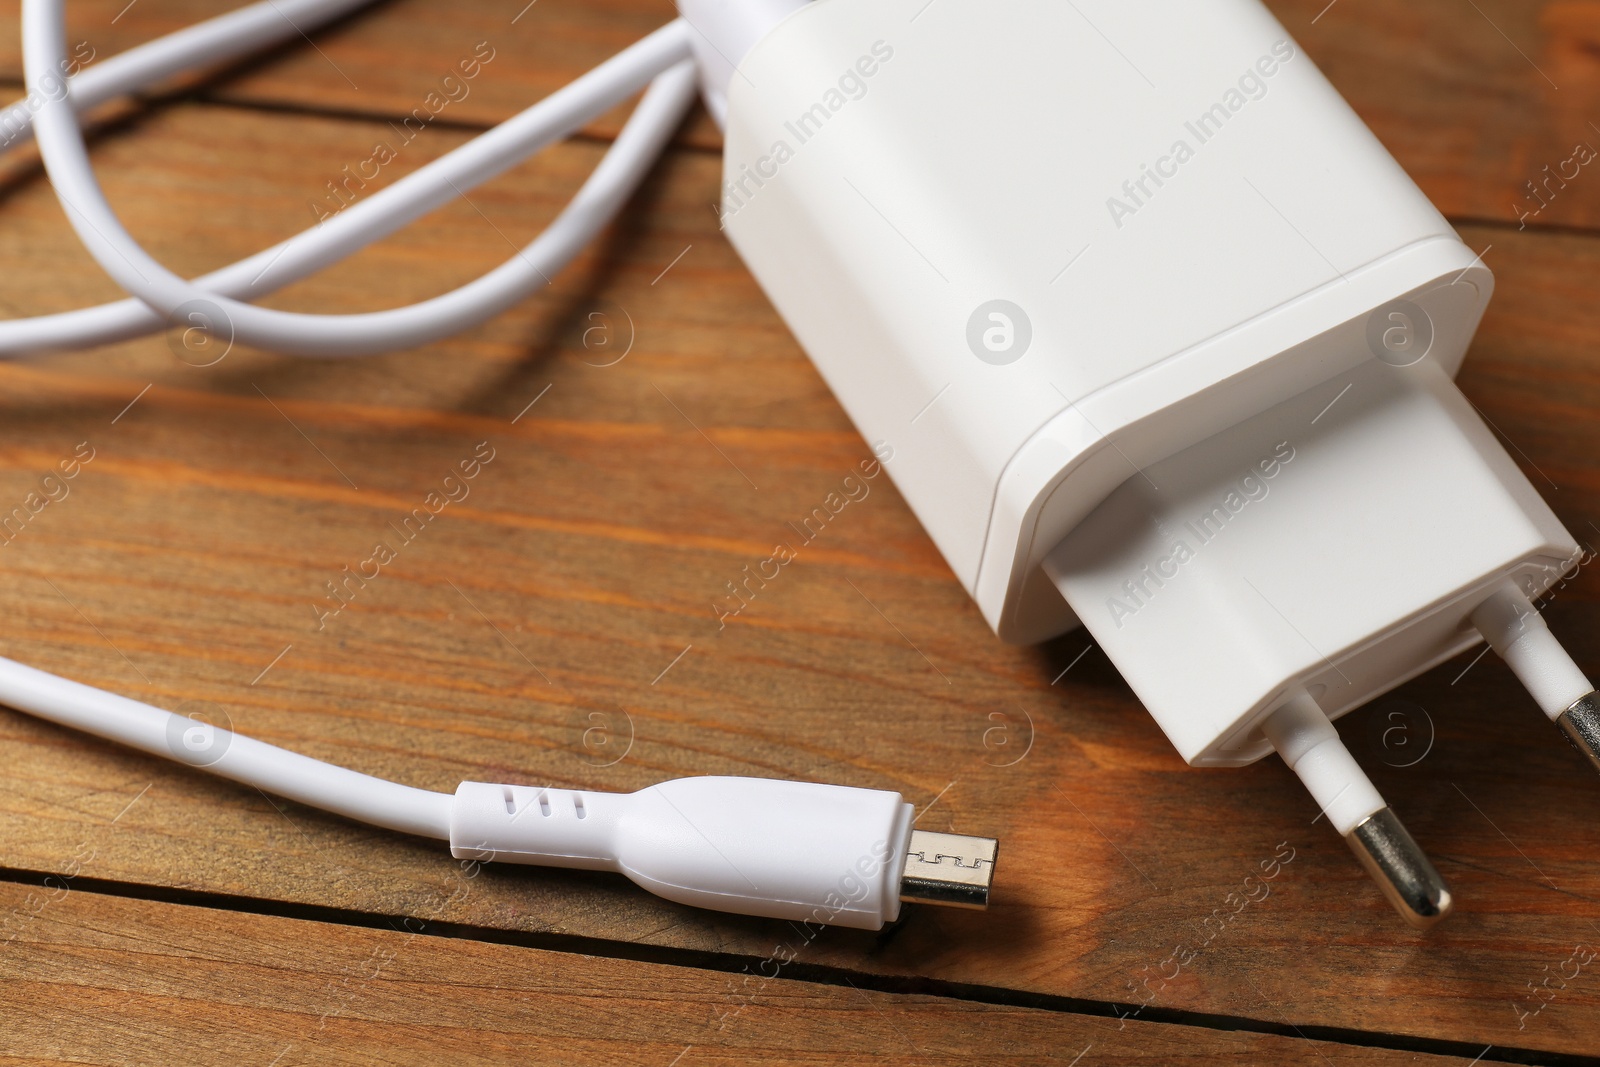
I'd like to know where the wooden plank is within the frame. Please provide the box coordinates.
[4,0,1600,224]
[1268,0,1600,230]
[0,882,1490,1067]
[0,45,1597,1067]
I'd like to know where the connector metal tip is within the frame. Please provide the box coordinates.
[1557,692,1600,777]
[900,829,998,909]
[1345,808,1453,930]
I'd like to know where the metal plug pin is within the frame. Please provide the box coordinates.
[1345,807,1453,929]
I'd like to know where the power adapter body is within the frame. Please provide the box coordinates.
[709,0,1595,923]
[718,0,1578,753]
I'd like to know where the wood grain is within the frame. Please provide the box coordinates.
[0,881,1496,1067]
[0,2,1596,1065]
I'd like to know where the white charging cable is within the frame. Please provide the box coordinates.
[1,0,999,927]
[1,0,380,152]
[0,650,995,927]
[2,2,695,355]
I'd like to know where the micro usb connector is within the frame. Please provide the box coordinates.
[448,777,1000,929]
[899,829,999,909]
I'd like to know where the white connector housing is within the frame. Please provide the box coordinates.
[451,777,915,929]
[675,0,808,126]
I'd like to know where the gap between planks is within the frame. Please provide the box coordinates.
[0,863,1591,1067]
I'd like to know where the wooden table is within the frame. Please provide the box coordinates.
[1,1,1598,1063]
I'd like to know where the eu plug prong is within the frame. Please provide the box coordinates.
[1557,693,1600,776]
[1261,691,1453,929]
[1344,808,1454,929]
[1473,583,1600,776]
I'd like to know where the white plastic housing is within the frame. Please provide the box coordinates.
[451,777,914,929]
[675,0,808,126]
[1474,585,1595,719]
[721,0,1490,643]
[1262,693,1383,834]
[1041,358,1579,765]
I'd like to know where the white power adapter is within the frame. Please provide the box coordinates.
[702,0,1598,926]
